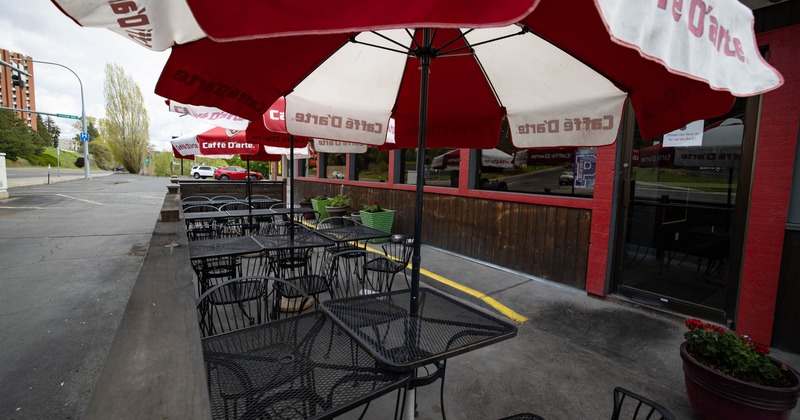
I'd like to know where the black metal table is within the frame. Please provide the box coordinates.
[202,311,411,420]
[313,224,390,245]
[188,236,263,259]
[320,287,518,371]
[251,233,334,251]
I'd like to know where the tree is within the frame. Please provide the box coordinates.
[42,116,61,148]
[0,109,38,160]
[103,63,150,173]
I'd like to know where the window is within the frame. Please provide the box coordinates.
[480,146,595,197]
[323,153,346,179]
[354,147,390,183]
[399,148,459,188]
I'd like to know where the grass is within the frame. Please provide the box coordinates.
[7,147,100,170]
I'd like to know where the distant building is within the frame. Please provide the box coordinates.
[59,136,80,152]
[0,48,36,131]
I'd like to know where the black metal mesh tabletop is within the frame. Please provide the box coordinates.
[320,287,518,371]
[251,233,334,251]
[202,311,410,420]
[313,225,389,243]
[189,236,263,259]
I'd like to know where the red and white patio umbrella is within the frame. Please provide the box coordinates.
[54,0,783,317]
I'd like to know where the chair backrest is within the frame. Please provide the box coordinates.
[183,204,220,213]
[610,387,676,420]
[190,255,242,296]
[240,250,269,277]
[219,202,253,211]
[316,216,357,230]
[195,276,310,338]
[182,195,212,206]
[212,195,239,201]
[187,225,221,241]
[322,249,386,300]
[382,235,414,267]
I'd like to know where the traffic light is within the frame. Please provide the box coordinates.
[53,135,59,148]
[11,71,24,88]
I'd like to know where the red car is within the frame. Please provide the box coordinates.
[213,166,263,181]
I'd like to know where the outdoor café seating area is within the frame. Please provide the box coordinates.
[181,193,520,419]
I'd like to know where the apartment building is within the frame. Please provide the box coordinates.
[0,48,36,131]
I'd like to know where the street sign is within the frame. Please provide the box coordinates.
[56,113,80,120]
[79,132,89,142]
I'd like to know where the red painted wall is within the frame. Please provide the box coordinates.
[586,143,616,296]
[736,26,800,344]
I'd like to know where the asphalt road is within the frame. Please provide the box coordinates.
[0,174,169,420]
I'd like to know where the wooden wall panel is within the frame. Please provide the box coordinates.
[295,181,591,289]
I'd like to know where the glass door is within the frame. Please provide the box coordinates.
[613,99,747,323]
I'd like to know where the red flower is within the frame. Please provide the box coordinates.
[686,319,704,330]
[753,343,770,355]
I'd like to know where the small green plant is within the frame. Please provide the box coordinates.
[684,318,791,387]
[300,195,313,203]
[327,194,351,208]
[313,194,329,201]
[362,200,383,213]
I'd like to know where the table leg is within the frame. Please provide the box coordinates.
[404,388,416,420]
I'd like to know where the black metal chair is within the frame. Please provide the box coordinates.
[191,255,242,297]
[181,196,212,207]
[195,276,311,338]
[197,277,315,418]
[184,204,223,240]
[364,235,414,291]
[611,387,676,420]
[316,217,364,256]
[187,225,221,242]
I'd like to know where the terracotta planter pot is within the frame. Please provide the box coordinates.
[360,209,395,243]
[680,342,800,420]
[325,205,349,223]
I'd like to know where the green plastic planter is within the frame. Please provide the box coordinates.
[311,198,332,221]
[360,209,395,243]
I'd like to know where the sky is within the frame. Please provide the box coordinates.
[0,0,209,151]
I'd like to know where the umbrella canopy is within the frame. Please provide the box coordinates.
[432,148,515,171]
[55,0,783,318]
[54,1,781,142]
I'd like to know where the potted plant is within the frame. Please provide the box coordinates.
[325,194,351,222]
[298,195,316,220]
[359,200,395,243]
[680,318,800,420]
[310,194,331,221]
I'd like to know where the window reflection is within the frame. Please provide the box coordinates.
[478,146,596,197]
[399,148,460,188]
[354,147,390,183]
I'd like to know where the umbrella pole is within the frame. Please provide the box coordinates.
[247,155,253,231]
[410,28,432,318]
[289,135,295,243]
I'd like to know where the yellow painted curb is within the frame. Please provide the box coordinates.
[365,244,528,324]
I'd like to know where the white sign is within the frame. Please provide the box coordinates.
[663,120,704,147]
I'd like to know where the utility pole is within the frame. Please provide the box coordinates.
[10,57,90,179]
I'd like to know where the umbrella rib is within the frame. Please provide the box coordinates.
[362,31,415,55]
[437,27,528,57]
[352,36,413,56]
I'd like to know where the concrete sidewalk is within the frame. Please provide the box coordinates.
[6,169,114,188]
[341,245,800,420]
[2,173,798,419]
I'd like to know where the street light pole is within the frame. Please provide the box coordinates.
[13,58,90,179]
